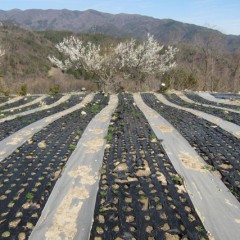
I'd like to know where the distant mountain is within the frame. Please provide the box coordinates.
[0,9,240,52]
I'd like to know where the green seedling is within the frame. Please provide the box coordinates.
[91,104,100,113]
[195,226,204,232]
[150,134,155,140]
[108,126,116,132]
[69,144,76,151]
[26,192,34,199]
[226,116,233,122]
[172,175,183,184]
[99,206,108,212]
[100,190,107,196]
[139,195,148,200]
[150,134,157,142]
[104,134,113,141]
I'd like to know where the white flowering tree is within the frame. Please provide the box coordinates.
[48,36,118,91]
[49,34,178,91]
[114,34,178,88]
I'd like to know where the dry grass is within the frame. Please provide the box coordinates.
[0,68,98,95]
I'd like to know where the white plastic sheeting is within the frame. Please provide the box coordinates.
[156,93,240,138]
[29,95,118,240]
[134,93,240,240]
[0,94,94,162]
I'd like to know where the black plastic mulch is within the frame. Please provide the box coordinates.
[142,93,240,201]
[90,93,209,240]
[0,94,84,142]
[164,93,240,126]
[0,97,11,104]
[184,93,240,111]
[212,93,240,100]
[0,93,109,239]
[0,95,63,119]
[0,96,39,111]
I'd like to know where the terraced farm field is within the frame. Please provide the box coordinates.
[0,91,239,240]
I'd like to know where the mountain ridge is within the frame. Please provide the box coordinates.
[0,9,239,52]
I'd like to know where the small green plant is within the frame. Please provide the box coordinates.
[100,190,107,196]
[104,133,113,141]
[195,226,204,232]
[76,129,82,135]
[19,84,27,96]
[172,175,183,184]
[139,195,148,200]
[150,134,157,142]
[49,84,60,95]
[91,104,100,114]
[99,206,108,212]
[69,144,76,151]
[226,116,233,122]
[26,192,34,199]
[108,126,116,132]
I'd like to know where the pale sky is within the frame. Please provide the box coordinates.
[0,0,240,35]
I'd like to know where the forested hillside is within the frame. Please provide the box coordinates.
[0,22,239,94]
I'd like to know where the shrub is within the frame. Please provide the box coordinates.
[19,84,27,96]
[49,84,60,95]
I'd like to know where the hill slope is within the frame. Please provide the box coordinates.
[0,22,239,93]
